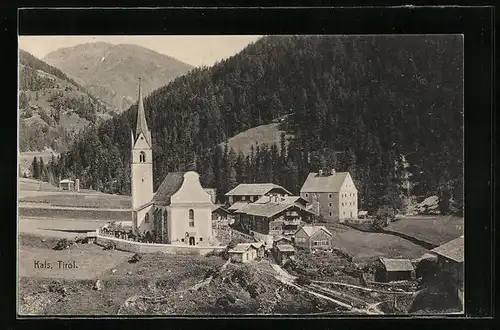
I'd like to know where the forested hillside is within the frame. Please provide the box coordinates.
[47,35,463,213]
[18,50,116,153]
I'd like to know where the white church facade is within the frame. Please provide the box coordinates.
[130,79,214,245]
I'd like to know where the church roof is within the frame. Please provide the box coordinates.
[153,172,186,206]
[134,78,152,146]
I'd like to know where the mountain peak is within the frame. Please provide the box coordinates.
[43,42,193,112]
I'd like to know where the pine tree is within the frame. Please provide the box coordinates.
[31,156,39,179]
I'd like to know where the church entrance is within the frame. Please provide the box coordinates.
[189,237,195,246]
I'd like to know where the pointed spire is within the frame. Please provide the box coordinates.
[134,77,151,146]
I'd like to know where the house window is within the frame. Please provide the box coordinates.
[181,238,184,242]
[200,237,203,241]
[305,193,308,198]
[189,209,194,227]
[343,212,345,216]
[145,213,150,223]
[329,212,332,216]
[329,203,332,207]
[139,151,146,163]
[329,194,332,199]
[242,196,246,201]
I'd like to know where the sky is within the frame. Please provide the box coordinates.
[18,35,262,67]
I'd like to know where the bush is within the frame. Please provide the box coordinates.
[295,276,312,286]
[53,238,73,250]
[103,241,116,250]
[372,206,395,231]
[129,253,143,263]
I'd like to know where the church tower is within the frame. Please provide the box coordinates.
[131,78,153,210]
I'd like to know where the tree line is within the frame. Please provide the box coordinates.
[42,35,463,214]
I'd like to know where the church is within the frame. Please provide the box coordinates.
[130,79,214,246]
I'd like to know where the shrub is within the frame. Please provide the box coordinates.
[295,276,312,286]
[103,241,116,250]
[53,238,73,250]
[372,205,395,231]
[129,253,143,263]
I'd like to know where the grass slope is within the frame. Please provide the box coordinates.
[385,216,464,246]
[220,120,294,155]
[328,227,429,260]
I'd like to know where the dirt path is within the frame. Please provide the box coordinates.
[311,280,415,295]
[268,258,383,315]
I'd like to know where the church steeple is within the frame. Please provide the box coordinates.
[134,77,152,146]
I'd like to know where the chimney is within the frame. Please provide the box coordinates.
[331,168,336,175]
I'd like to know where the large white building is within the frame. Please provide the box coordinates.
[300,169,358,223]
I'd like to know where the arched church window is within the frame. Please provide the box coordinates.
[189,209,194,227]
[145,213,150,223]
[140,151,146,163]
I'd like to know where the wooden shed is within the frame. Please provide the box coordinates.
[376,257,416,282]
[274,244,296,265]
[228,243,259,263]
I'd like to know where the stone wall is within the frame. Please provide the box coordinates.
[95,234,226,256]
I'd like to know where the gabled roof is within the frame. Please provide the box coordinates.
[236,202,314,218]
[152,172,185,206]
[430,236,464,263]
[250,242,264,249]
[134,78,152,146]
[274,236,292,243]
[358,210,369,216]
[297,225,332,237]
[229,243,258,253]
[277,244,296,252]
[228,201,250,211]
[225,183,292,196]
[379,257,414,272]
[211,204,230,214]
[300,172,352,193]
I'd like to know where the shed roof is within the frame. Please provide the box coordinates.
[277,244,296,252]
[225,183,292,196]
[297,224,332,237]
[152,172,185,206]
[229,243,258,253]
[60,179,74,183]
[379,257,414,272]
[300,172,351,193]
[228,201,250,211]
[358,210,368,216]
[236,202,314,218]
[430,235,464,263]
